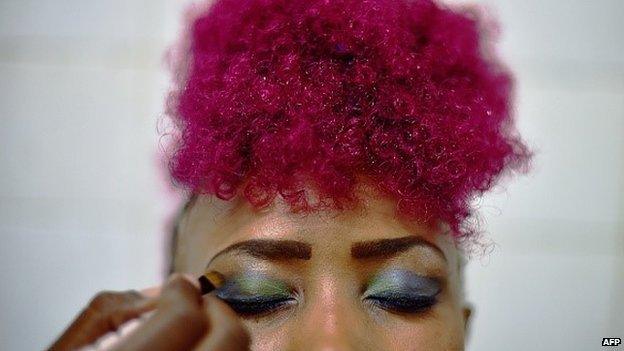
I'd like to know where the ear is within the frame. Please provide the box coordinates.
[463,304,473,335]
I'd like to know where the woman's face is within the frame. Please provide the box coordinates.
[174,192,469,350]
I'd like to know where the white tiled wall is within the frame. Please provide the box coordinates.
[0,1,181,349]
[459,1,624,349]
[0,0,622,350]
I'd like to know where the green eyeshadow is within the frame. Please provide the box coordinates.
[215,272,292,300]
[365,269,441,299]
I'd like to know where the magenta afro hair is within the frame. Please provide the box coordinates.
[165,0,531,238]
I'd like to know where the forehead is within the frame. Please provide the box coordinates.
[175,192,462,276]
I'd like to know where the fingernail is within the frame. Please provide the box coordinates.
[139,286,161,298]
[167,272,200,289]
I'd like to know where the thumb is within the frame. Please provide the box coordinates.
[193,295,250,351]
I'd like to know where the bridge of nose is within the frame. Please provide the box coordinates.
[284,271,384,351]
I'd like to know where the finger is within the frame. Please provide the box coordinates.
[139,273,197,299]
[193,295,250,351]
[48,290,149,351]
[139,286,161,299]
[110,274,207,351]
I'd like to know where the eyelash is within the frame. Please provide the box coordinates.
[364,293,439,314]
[223,295,437,317]
[221,296,296,316]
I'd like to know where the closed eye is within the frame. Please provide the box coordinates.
[362,269,443,314]
[220,296,296,316]
[364,293,438,314]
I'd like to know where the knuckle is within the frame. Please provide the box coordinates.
[122,289,143,299]
[89,291,118,311]
[86,290,142,330]
[169,305,204,322]
[169,304,206,328]
[162,275,201,306]
[167,274,195,290]
[107,310,128,330]
[89,290,141,311]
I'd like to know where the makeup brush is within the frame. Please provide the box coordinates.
[141,271,225,309]
[79,271,227,351]
[198,271,226,295]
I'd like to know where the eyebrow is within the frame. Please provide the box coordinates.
[207,239,312,265]
[351,236,446,262]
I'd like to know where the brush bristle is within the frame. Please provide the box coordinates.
[199,271,226,294]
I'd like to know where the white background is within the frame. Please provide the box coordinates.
[1,0,622,350]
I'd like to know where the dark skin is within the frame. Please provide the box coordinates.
[50,185,470,350]
[48,275,250,351]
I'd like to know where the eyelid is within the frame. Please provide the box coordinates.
[219,294,295,304]
[362,269,442,314]
[219,295,297,316]
[213,272,298,317]
[363,269,442,296]
[364,293,439,314]
[215,273,293,297]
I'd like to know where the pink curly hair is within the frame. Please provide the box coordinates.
[165,0,531,238]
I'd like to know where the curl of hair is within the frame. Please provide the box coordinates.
[165,0,531,239]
